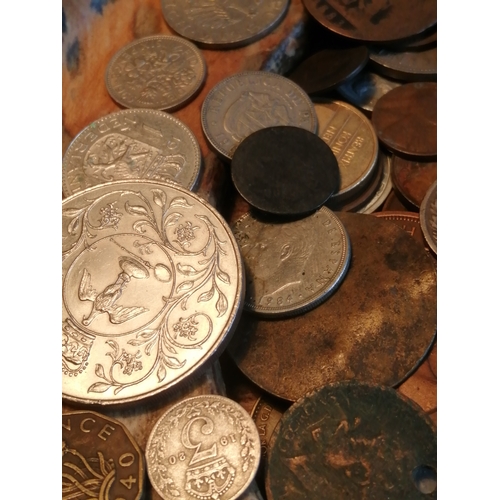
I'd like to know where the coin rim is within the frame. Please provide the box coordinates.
[419,180,437,254]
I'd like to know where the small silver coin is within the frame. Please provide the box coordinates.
[232,207,351,317]
[419,180,437,254]
[201,71,318,161]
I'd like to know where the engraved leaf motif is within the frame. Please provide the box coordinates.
[164,342,177,355]
[67,216,80,235]
[145,340,156,356]
[63,208,83,218]
[216,292,228,317]
[165,212,182,227]
[177,264,198,276]
[152,189,167,208]
[95,364,106,379]
[242,462,249,473]
[125,201,149,217]
[88,382,112,393]
[164,356,186,369]
[157,364,167,383]
[241,445,249,458]
[133,220,150,233]
[216,269,230,284]
[170,197,193,208]
[176,281,194,293]
[198,287,214,302]
[106,340,119,357]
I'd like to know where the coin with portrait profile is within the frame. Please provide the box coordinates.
[232,207,351,317]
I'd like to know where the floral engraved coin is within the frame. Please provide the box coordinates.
[62,181,244,404]
[105,35,206,111]
[62,109,202,197]
[146,395,260,500]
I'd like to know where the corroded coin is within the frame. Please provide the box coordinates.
[372,82,437,159]
[420,181,437,254]
[62,109,202,197]
[62,180,244,404]
[62,411,145,500]
[105,35,206,111]
[201,71,318,161]
[265,382,437,499]
[228,212,437,402]
[302,0,437,43]
[232,207,351,317]
[160,0,290,49]
[146,395,260,500]
[374,211,426,248]
[314,101,378,203]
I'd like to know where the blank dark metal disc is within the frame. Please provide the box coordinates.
[287,46,369,95]
[302,0,437,43]
[266,382,437,499]
[231,126,340,216]
[227,212,437,402]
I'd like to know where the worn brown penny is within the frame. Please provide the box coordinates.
[392,157,437,208]
[227,212,437,402]
[372,82,437,160]
[374,211,426,249]
[265,382,437,499]
[302,0,437,43]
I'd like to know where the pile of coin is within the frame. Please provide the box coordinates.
[62,1,437,498]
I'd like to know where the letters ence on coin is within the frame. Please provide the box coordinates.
[62,181,243,405]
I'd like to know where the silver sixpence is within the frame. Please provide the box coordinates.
[146,395,261,500]
[105,35,206,111]
[160,0,290,49]
[420,180,437,254]
[201,71,318,161]
[62,181,244,405]
[232,207,351,317]
[62,109,202,197]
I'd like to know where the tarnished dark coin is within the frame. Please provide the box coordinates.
[231,126,340,216]
[420,181,437,254]
[265,382,437,499]
[287,46,369,95]
[62,411,145,500]
[382,189,415,212]
[227,212,437,402]
[302,0,437,43]
[372,82,437,160]
[374,211,426,248]
[392,156,437,209]
[369,45,437,82]
[401,26,437,50]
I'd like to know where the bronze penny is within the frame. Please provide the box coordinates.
[302,0,437,43]
[62,411,145,500]
[265,382,437,499]
[372,82,437,160]
[374,211,427,249]
[392,156,437,208]
[227,212,437,402]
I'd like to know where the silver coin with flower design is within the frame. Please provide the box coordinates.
[146,395,260,500]
[62,180,244,405]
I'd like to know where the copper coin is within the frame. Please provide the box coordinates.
[372,82,437,159]
[302,0,436,43]
[402,26,437,50]
[420,180,437,254]
[62,411,145,500]
[392,156,437,208]
[374,211,426,248]
[287,46,369,95]
[382,188,415,212]
[265,382,437,499]
[227,212,437,402]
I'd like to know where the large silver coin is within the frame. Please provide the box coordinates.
[105,35,206,111]
[62,109,202,197]
[160,0,290,49]
[201,71,318,161]
[146,395,260,500]
[62,181,244,405]
[232,207,351,317]
[420,180,437,254]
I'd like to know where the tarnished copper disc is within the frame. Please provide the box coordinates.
[265,382,437,499]
[374,211,427,249]
[302,0,437,43]
[372,82,437,159]
[227,212,437,402]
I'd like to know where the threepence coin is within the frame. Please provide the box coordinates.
[420,181,437,254]
[105,35,206,111]
[62,180,244,405]
[265,382,437,499]
[146,395,260,500]
[232,207,351,317]
[201,71,318,161]
[62,109,202,197]
[62,411,145,500]
[160,0,289,49]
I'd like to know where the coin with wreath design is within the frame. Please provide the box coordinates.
[62,180,244,404]
[146,395,260,500]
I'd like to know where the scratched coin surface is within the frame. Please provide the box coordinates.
[146,395,260,500]
[62,180,244,405]
[62,109,202,197]
[314,101,378,203]
[62,411,145,500]
[201,71,318,161]
[228,212,437,402]
[420,181,437,254]
[265,382,437,499]
[232,207,350,317]
[105,35,206,111]
[161,0,289,49]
